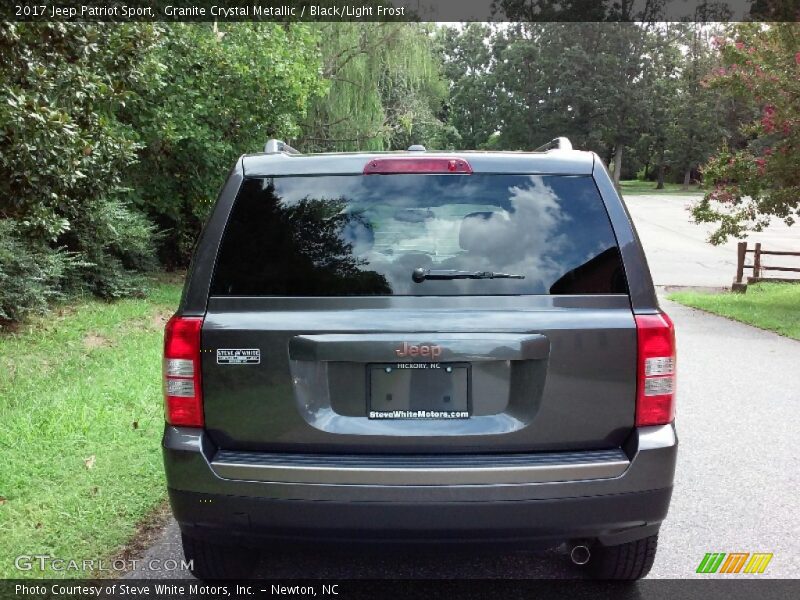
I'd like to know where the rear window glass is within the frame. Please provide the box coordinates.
[210,174,628,296]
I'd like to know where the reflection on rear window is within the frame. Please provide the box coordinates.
[210,174,628,296]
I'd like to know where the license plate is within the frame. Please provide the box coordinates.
[367,362,470,420]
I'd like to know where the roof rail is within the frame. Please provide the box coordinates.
[534,137,573,152]
[264,139,300,155]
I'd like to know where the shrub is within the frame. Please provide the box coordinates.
[0,23,161,320]
[60,197,160,299]
[0,220,67,326]
[693,24,800,243]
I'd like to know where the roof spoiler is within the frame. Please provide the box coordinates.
[264,139,300,155]
[534,137,573,152]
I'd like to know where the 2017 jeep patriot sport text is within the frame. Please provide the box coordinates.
[162,138,677,580]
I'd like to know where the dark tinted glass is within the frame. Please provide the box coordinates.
[210,174,628,296]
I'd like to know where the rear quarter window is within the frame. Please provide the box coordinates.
[210,174,628,296]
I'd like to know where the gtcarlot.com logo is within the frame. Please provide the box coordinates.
[15,555,193,573]
[696,552,773,574]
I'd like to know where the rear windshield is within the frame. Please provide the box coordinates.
[210,174,628,296]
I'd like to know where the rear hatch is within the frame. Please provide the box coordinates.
[201,157,636,454]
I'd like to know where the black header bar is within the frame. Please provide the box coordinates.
[2,1,799,22]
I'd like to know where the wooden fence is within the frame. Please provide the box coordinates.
[733,241,800,292]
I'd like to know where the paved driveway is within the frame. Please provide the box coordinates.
[129,298,800,579]
[624,194,798,288]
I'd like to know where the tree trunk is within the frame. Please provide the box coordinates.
[682,166,692,191]
[612,144,623,189]
[656,163,666,190]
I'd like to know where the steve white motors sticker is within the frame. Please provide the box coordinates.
[216,349,260,365]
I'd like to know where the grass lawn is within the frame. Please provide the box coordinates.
[669,282,800,341]
[619,179,705,195]
[0,276,182,578]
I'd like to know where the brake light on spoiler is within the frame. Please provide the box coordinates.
[635,312,676,427]
[363,157,473,174]
[163,316,204,427]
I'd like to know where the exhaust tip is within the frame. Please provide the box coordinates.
[570,545,591,565]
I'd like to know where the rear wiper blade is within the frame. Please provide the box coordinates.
[412,268,525,283]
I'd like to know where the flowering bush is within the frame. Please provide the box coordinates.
[693,24,800,244]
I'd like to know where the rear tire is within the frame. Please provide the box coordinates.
[181,533,259,580]
[589,534,658,580]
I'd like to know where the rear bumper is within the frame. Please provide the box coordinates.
[163,424,677,546]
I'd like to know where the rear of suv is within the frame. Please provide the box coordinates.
[162,138,677,580]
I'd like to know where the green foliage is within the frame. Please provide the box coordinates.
[487,23,659,156]
[298,23,455,152]
[0,22,160,319]
[0,22,325,321]
[493,0,734,21]
[662,25,728,188]
[440,23,738,187]
[436,24,495,149]
[0,23,156,240]
[0,221,67,325]
[492,0,614,21]
[62,197,159,299]
[693,23,800,244]
[126,23,324,266]
[440,22,669,185]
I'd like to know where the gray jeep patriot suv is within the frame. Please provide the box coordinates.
[162,138,677,580]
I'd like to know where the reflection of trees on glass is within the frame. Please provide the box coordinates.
[549,248,628,295]
[211,180,391,295]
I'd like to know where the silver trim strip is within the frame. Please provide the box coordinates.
[210,453,629,486]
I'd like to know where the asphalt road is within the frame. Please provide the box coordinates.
[128,195,800,580]
[624,194,798,288]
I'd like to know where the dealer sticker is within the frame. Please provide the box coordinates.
[216,349,260,365]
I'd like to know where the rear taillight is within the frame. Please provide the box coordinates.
[635,312,676,427]
[363,157,473,174]
[163,316,204,427]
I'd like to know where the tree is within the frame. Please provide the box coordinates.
[378,25,458,151]
[124,23,324,266]
[692,23,800,244]
[492,0,633,21]
[436,23,495,149]
[485,23,661,186]
[662,24,727,190]
[0,22,161,315]
[592,23,662,187]
[493,0,731,21]
[635,26,682,188]
[623,23,731,191]
[298,23,453,152]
